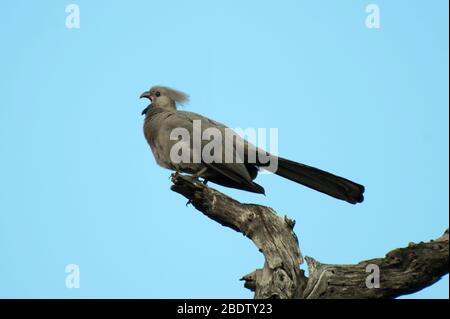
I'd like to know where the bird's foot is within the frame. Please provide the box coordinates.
[171,171,200,183]
[193,167,208,178]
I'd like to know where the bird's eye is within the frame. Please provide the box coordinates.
[155,92,161,97]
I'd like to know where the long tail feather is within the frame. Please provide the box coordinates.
[274,157,365,204]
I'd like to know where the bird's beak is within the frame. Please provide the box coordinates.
[140,91,152,100]
[140,91,152,115]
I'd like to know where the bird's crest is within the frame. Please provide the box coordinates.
[152,86,189,104]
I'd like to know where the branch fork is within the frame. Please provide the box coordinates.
[170,173,449,299]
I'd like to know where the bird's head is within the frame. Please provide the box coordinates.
[140,86,189,115]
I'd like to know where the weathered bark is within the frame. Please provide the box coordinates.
[170,173,306,298]
[170,173,449,299]
[303,229,448,299]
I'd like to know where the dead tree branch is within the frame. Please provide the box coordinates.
[170,173,449,299]
[303,230,449,299]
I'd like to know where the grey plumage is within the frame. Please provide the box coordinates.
[140,86,365,204]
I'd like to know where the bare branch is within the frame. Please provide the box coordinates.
[170,173,449,299]
[170,173,307,298]
[303,229,449,299]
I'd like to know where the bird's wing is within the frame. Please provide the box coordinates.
[164,111,255,185]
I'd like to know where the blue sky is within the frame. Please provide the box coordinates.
[0,0,448,298]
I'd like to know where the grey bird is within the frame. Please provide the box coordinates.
[140,86,365,204]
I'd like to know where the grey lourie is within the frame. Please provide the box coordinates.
[140,86,365,204]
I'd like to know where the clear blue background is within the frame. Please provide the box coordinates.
[0,0,448,298]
